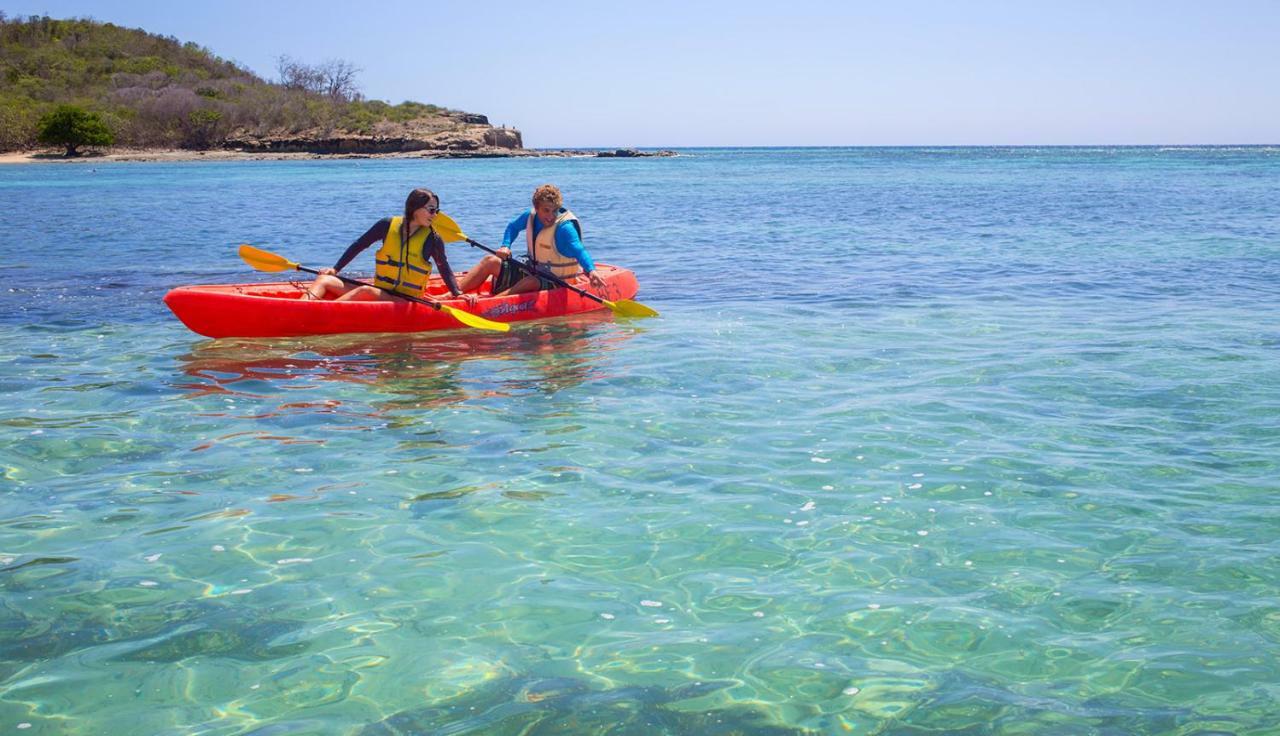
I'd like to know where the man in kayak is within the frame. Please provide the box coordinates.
[491,184,608,295]
[306,188,503,305]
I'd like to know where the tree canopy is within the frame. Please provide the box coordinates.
[36,105,114,155]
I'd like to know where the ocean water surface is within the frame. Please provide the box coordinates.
[1,147,1279,734]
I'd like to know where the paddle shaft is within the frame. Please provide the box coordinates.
[298,263,451,312]
[463,238,610,306]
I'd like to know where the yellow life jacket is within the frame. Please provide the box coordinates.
[527,209,583,279]
[374,216,433,296]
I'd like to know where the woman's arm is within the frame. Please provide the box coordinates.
[427,233,463,296]
[332,218,392,272]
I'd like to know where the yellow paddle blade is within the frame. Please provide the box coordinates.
[440,304,510,332]
[239,244,298,273]
[432,212,469,244]
[605,299,660,318]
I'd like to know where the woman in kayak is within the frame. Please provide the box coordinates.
[491,184,608,295]
[306,188,503,305]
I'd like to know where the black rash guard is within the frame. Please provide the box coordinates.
[332,218,462,296]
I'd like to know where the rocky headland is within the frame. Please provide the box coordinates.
[3,111,678,163]
[1,16,676,164]
[197,112,676,159]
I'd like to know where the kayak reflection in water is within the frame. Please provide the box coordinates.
[491,184,609,296]
[175,312,624,405]
[305,188,504,307]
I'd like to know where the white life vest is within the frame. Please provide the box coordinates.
[527,208,583,278]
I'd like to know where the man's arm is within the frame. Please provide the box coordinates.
[555,222,595,273]
[502,209,532,249]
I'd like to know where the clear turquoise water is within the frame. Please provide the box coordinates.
[1,147,1279,734]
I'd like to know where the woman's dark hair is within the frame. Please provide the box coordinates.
[402,188,439,243]
[404,188,438,218]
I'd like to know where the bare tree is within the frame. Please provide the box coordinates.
[276,55,361,102]
[317,59,361,102]
[276,55,323,94]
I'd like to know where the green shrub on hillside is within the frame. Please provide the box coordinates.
[0,100,41,149]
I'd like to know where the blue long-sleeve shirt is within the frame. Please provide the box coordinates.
[501,209,595,273]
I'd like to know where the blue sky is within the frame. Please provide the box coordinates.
[6,0,1278,146]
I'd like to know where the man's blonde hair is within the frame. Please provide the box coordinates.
[532,184,562,209]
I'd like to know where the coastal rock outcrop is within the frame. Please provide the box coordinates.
[484,128,523,149]
[225,122,521,156]
[596,148,678,158]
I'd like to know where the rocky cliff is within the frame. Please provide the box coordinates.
[225,111,524,155]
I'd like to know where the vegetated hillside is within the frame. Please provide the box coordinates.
[0,13,517,152]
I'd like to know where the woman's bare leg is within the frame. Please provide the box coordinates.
[306,273,349,299]
[335,285,390,301]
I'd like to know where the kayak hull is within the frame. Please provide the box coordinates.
[163,264,640,338]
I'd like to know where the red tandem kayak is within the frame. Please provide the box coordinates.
[164,264,640,338]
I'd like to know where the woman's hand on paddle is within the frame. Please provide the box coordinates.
[496,247,511,260]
